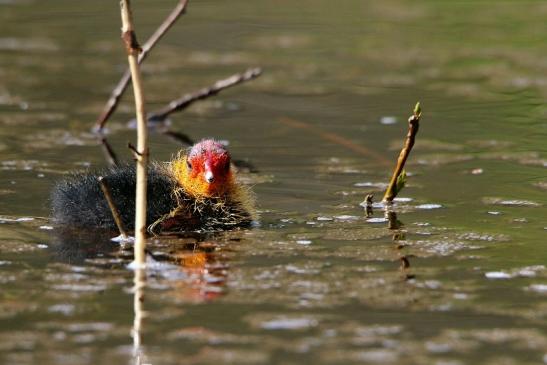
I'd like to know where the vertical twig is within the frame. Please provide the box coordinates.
[98,176,128,238]
[120,0,148,267]
[382,102,422,202]
[363,194,374,218]
[95,0,190,132]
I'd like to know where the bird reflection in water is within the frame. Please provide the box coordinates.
[49,228,231,302]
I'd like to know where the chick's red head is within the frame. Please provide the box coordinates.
[174,139,233,198]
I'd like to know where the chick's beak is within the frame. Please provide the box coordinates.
[205,170,214,183]
[204,161,214,183]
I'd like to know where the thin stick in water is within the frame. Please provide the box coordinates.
[95,0,190,132]
[382,102,422,202]
[279,117,393,166]
[98,176,128,238]
[120,0,149,267]
[98,135,119,167]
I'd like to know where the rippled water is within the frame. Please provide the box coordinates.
[1,1,546,364]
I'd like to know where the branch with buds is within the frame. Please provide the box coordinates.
[382,102,422,202]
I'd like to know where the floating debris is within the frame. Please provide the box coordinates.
[296,240,312,245]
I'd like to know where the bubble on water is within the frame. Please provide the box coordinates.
[261,317,318,330]
[111,234,135,243]
[528,284,547,294]
[39,225,53,230]
[334,215,359,221]
[394,197,413,203]
[425,341,452,353]
[483,197,541,207]
[516,266,545,277]
[366,217,388,223]
[52,284,107,292]
[0,216,35,223]
[485,271,511,279]
[48,304,75,315]
[380,116,397,125]
[296,240,312,245]
[354,182,388,188]
[416,204,443,210]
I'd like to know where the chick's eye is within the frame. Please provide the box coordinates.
[186,159,192,170]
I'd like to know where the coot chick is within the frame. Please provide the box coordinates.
[51,139,255,233]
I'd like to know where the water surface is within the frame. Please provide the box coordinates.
[1,1,546,364]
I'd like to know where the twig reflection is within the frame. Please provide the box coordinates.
[132,267,146,365]
[385,208,415,280]
[363,196,415,281]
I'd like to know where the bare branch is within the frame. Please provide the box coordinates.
[127,142,142,158]
[382,102,422,202]
[147,67,262,122]
[94,0,190,132]
[98,176,129,239]
[98,135,119,167]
